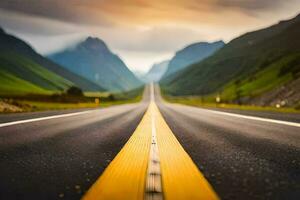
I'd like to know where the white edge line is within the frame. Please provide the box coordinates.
[0,110,94,128]
[204,109,300,128]
[171,103,300,128]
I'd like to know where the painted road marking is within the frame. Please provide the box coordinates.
[0,110,94,128]
[153,102,219,200]
[204,109,300,128]
[145,103,163,200]
[83,101,219,199]
[83,103,152,200]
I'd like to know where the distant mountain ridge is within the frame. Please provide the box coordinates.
[144,60,169,82]
[161,14,300,107]
[49,37,142,91]
[162,41,225,78]
[0,28,104,95]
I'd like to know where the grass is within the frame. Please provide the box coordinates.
[220,53,300,101]
[84,92,111,98]
[114,86,145,100]
[15,99,139,112]
[163,94,300,114]
[0,97,141,113]
[72,86,144,99]
[0,86,144,113]
[0,69,51,96]
[0,52,72,95]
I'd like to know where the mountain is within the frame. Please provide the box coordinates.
[144,60,169,82]
[161,14,300,106]
[49,37,142,91]
[0,28,104,94]
[132,70,145,82]
[162,41,224,78]
[0,52,71,96]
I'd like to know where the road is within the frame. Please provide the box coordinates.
[0,85,299,200]
[0,88,149,200]
[155,86,300,200]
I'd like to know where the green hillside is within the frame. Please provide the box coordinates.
[161,14,300,103]
[0,52,73,96]
[220,53,300,101]
[0,69,48,96]
[0,28,105,92]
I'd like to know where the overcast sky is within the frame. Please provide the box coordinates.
[0,0,299,72]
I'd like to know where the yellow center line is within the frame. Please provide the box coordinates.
[82,105,152,200]
[153,102,219,200]
[145,102,163,200]
[82,101,219,200]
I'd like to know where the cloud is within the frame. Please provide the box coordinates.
[0,0,297,26]
[0,0,114,26]
[0,0,299,71]
[0,9,79,36]
[215,0,284,11]
[106,25,209,53]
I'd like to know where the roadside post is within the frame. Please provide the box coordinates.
[95,98,100,105]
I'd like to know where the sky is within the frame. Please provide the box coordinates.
[0,0,299,72]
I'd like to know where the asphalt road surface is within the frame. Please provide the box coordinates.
[0,85,299,200]
[155,86,300,200]
[0,87,149,200]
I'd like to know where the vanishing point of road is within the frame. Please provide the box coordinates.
[0,84,299,200]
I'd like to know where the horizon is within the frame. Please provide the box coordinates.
[0,1,300,72]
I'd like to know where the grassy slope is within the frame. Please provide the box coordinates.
[0,52,73,96]
[114,86,145,100]
[220,53,300,100]
[85,86,145,100]
[14,98,140,112]
[0,69,49,96]
[1,86,145,113]
[164,96,300,113]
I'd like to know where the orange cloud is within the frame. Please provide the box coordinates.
[1,0,298,28]
[1,0,299,71]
